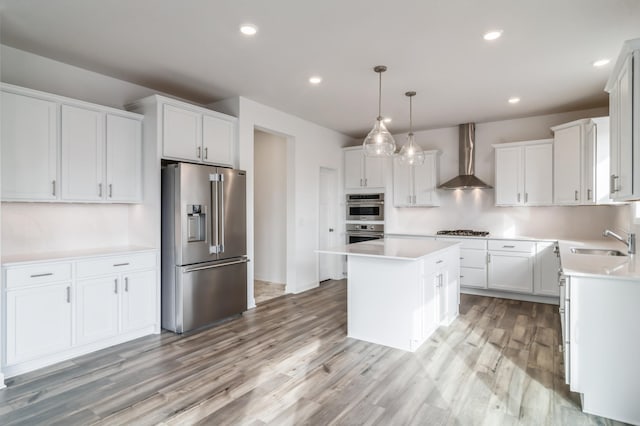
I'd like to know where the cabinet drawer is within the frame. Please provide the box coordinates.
[438,237,487,250]
[76,252,156,278]
[459,249,487,268]
[488,240,535,253]
[460,267,487,288]
[5,262,72,288]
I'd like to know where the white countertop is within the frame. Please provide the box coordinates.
[317,237,459,261]
[386,232,557,242]
[557,239,639,280]
[1,245,158,266]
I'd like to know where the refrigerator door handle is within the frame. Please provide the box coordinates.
[219,173,225,253]
[209,173,220,254]
[184,258,249,272]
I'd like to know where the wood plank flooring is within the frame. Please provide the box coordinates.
[0,280,625,425]
[254,280,286,305]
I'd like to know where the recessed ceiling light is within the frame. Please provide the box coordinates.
[240,24,258,36]
[483,30,503,41]
[383,117,392,124]
[592,58,610,67]
[508,97,520,104]
[309,76,322,85]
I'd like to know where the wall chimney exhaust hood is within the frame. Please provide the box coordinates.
[438,123,493,190]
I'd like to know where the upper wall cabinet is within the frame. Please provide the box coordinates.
[493,140,553,206]
[605,38,640,201]
[344,147,385,191]
[393,150,440,207]
[128,95,236,167]
[1,91,59,201]
[551,117,610,205]
[1,83,143,203]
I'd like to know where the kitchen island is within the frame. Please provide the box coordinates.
[318,237,460,352]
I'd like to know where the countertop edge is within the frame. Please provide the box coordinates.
[2,246,159,267]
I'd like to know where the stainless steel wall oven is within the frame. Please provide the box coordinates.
[346,224,384,244]
[346,193,384,221]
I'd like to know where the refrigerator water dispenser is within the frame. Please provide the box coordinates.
[186,204,206,242]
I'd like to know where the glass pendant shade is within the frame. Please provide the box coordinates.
[398,133,425,166]
[398,91,424,165]
[363,118,396,156]
[363,65,396,157]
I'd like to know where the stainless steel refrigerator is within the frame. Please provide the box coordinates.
[161,162,248,333]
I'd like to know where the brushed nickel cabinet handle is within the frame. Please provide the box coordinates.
[109,184,113,198]
[587,189,592,200]
[503,245,515,248]
[98,183,103,197]
[610,174,616,193]
[52,180,56,196]
[204,147,208,160]
[114,278,118,294]
[66,286,71,303]
[125,277,129,292]
[574,190,578,201]
[525,193,528,203]
[30,272,53,278]
[197,146,201,158]
[113,262,130,267]
[517,193,521,203]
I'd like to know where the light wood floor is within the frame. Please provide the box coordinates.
[0,280,624,425]
[254,280,286,304]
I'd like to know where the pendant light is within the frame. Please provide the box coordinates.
[363,65,396,157]
[398,91,425,166]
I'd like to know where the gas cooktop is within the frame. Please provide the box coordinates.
[437,229,490,237]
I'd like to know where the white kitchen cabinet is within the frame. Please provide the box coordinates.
[344,147,385,190]
[121,269,157,332]
[76,275,120,345]
[436,237,487,290]
[2,249,159,378]
[5,283,72,365]
[60,105,105,201]
[1,90,59,201]
[393,151,440,207]
[161,101,236,167]
[494,140,553,206]
[487,240,535,293]
[534,242,560,297]
[106,114,143,202]
[552,117,610,205]
[606,39,640,201]
[202,114,234,166]
[1,83,144,203]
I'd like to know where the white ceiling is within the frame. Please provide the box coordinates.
[1,0,639,138]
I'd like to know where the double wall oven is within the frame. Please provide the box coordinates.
[345,193,384,244]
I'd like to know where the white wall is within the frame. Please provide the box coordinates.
[380,107,626,239]
[212,97,352,305]
[254,130,287,284]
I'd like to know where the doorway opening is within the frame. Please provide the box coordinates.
[253,129,287,304]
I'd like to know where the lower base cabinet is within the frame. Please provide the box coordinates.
[2,249,159,379]
[6,283,73,365]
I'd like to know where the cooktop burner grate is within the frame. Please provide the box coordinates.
[437,229,490,237]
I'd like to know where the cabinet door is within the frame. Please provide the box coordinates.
[6,283,72,364]
[393,158,412,206]
[202,114,234,166]
[76,276,119,345]
[344,149,364,189]
[553,125,582,205]
[163,104,201,161]
[583,123,596,204]
[614,54,634,199]
[524,143,552,205]
[121,269,157,332]
[364,156,385,188]
[535,242,560,297]
[495,146,522,206]
[414,153,438,206]
[106,114,142,202]
[487,251,533,293]
[1,91,58,200]
[60,105,105,201]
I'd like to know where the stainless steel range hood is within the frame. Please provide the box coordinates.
[438,123,493,190]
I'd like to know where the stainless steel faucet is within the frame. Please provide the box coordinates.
[603,229,636,255]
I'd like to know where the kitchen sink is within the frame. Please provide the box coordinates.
[570,247,627,256]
